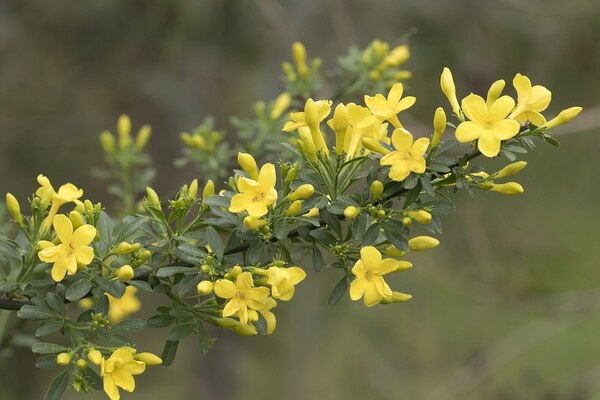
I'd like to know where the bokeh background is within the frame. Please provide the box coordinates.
[1,0,600,399]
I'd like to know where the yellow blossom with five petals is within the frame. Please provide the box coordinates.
[455,94,520,157]
[37,214,96,282]
[214,272,270,325]
[257,266,306,301]
[100,348,146,400]
[362,83,416,129]
[229,163,278,218]
[350,246,409,307]
[509,73,551,126]
[380,128,429,181]
[36,175,84,232]
[283,98,332,154]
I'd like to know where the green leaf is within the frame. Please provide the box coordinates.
[328,275,350,306]
[111,319,147,333]
[203,195,229,208]
[116,216,148,242]
[45,293,65,315]
[96,211,114,253]
[17,305,56,321]
[36,354,60,369]
[161,340,179,367]
[147,314,175,329]
[83,367,103,390]
[312,248,323,272]
[206,226,224,259]
[94,278,126,298]
[32,342,69,354]
[65,279,92,302]
[167,323,195,341]
[156,266,192,278]
[196,322,214,354]
[36,321,64,338]
[362,223,380,246]
[44,369,70,400]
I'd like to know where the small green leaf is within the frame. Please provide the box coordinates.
[32,342,69,354]
[328,275,350,306]
[206,226,225,259]
[147,314,175,329]
[156,266,192,278]
[65,279,92,301]
[17,305,56,321]
[94,278,126,298]
[161,340,179,367]
[167,323,195,341]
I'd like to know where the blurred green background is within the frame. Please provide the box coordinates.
[1,0,599,399]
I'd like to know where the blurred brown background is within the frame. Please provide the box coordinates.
[1,0,600,399]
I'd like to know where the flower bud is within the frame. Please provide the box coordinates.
[303,207,319,218]
[146,187,160,207]
[408,236,440,251]
[5,193,23,225]
[288,184,314,201]
[135,124,152,151]
[135,352,162,366]
[56,353,71,366]
[229,265,243,278]
[343,206,360,220]
[361,137,391,155]
[117,265,135,281]
[401,217,412,227]
[197,280,214,296]
[383,44,410,67]
[238,153,259,180]
[88,350,103,365]
[384,245,405,257]
[543,107,583,129]
[486,79,506,106]
[488,182,524,195]
[217,318,258,336]
[406,210,432,224]
[188,179,199,198]
[394,261,413,272]
[494,161,527,179]
[292,42,308,78]
[203,180,215,199]
[114,242,132,255]
[440,67,461,118]
[392,292,413,303]
[285,200,303,216]
[69,210,84,229]
[117,114,132,149]
[393,70,412,80]
[270,92,291,120]
[370,181,384,200]
[140,249,152,261]
[244,216,267,231]
[328,104,348,155]
[431,107,447,148]
[282,61,296,81]
[76,359,88,370]
[99,131,115,153]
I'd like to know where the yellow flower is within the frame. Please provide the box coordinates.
[380,128,429,181]
[213,272,270,325]
[36,175,84,232]
[229,163,278,218]
[363,83,416,129]
[455,94,521,157]
[270,92,291,120]
[258,266,306,301]
[100,348,146,400]
[350,246,407,307]
[37,215,96,282]
[283,99,332,155]
[108,286,141,324]
[509,73,551,125]
[382,44,410,67]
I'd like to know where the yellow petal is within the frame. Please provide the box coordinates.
[512,73,531,101]
[360,246,382,270]
[228,193,253,214]
[363,283,382,307]
[287,267,306,284]
[488,96,515,121]
[372,258,400,275]
[492,119,520,140]
[389,162,411,182]
[72,225,96,248]
[461,94,488,123]
[455,121,481,142]
[51,257,68,282]
[111,370,135,392]
[395,96,416,112]
[257,163,276,189]
[103,375,120,400]
[349,278,366,301]
[214,279,237,299]
[391,128,413,151]
[387,83,404,104]
[410,137,430,157]
[245,201,268,218]
[39,244,65,263]
[477,132,502,157]
[53,214,73,244]
[75,246,94,265]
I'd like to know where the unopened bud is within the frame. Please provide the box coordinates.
[440,67,461,117]
[495,161,527,179]
[370,181,384,200]
[203,180,215,199]
[392,292,413,303]
[303,207,319,218]
[99,131,115,153]
[343,206,360,220]
[146,187,160,207]
[406,210,432,224]
[68,210,84,229]
[188,179,199,198]
[88,350,103,365]
[117,265,134,281]
[238,153,259,180]
[5,193,23,225]
[135,124,152,151]
[408,236,440,251]
[384,245,405,257]
[431,107,447,148]
[288,184,314,201]
[489,182,524,195]
[56,353,71,366]
[543,107,583,129]
[362,137,391,155]
[270,92,291,120]
[286,200,303,216]
[135,352,162,366]
[486,79,506,106]
[76,359,88,370]
[197,280,214,296]
[244,216,267,231]
[114,242,132,255]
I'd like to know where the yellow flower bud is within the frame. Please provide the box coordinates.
[230,265,243,278]
[392,292,413,303]
[431,107,447,148]
[328,104,348,155]
[99,131,115,153]
[406,210,432,224]
[394,261,413,272]
[188,179,199,198]
[140,249,152,261]
[292,42,308,78]
[270,92,291,120]
[488,182,524,195]
[117,265,135,282]
[486,79,506,106]
[393,70,412,80]
[135,352,162,366]
[383,245,405,257]
[383,44,410,67]
[495,161,527,179]
[343,206,360,220]
[88,350,103,365]
[56,353,71,366]
[218,318,258,336]
[401,217,412,227]
[238,152,259,180]
[67,210,84,229]
[288,184,314,201]
[117,114,132,149]
[197,280,214,296]
[408,236,440,251]
[303,207,319,218]
[146,187,160,207]
[203,180,215,199]
[370,180,384,200]
[282,61,296,81]
[440,67,461,118]
[114,242,132,255]
[5,193,23,225]
[244,216,267,231]
[361,137,391,155]
[135,124,152,151]
[192,135,206,150]
[76,359,88,370]
[286,200,303,216]
[543,107,583,129]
